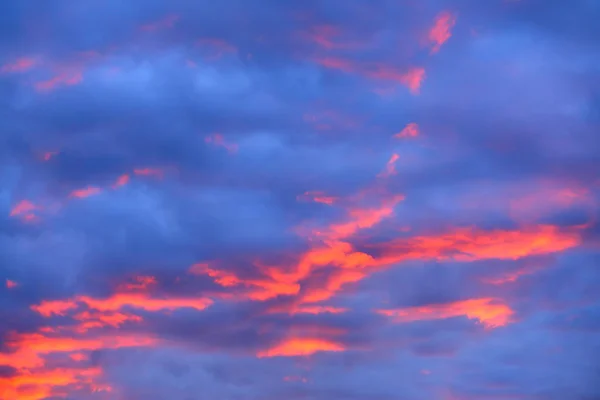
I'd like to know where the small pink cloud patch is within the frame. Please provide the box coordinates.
[6,279,18,289]
[395,123,420,138]
[1,57,37,74]
[429,11,457,53]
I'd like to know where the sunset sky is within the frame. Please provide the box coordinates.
[1,1,600,399]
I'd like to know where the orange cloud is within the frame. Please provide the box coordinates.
[0,329,155,400]
[300,269,366,304]
[245,278,301,301]
[372,225,581,266]
[205,133,239,153]
[255,195,404,304]
[11,283,217,398]
[3,268,211,400]
[32,292,212,317]
[395,122,420,138]
[185,179,578,319]
[378,298,514,329]
[190,262,300,301]
[189,263,240,287]
[1,332,157,369]
[31,299,79,317]
[69,186,102,199]
[73,310,143,332]
[257,338,345,357]
[295,223,577,305]
[79,293,213,313]
[257,177,578,311]
[0,366,109,400]
[328,195,405,240]
[429,11,457,53]
[0,57,36,73]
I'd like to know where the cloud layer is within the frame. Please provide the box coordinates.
[1,0,599,399]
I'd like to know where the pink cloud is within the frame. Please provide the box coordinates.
[1,57,37,73]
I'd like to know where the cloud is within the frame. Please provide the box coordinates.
[378,298,514,329]
[257,338,346,358]
[0,0,599,398]
[428,11,457,53]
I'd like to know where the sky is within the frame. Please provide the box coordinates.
[1,0,600,399]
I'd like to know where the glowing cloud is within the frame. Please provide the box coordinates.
[73,310,143,331]
[257,338,346,357]
[378,298,514,329]
[31,299,79,317]
[0,366,109,400]
[32,291,212,320]
[190,262,301,301]
[328,195,405,240]
[189,263,241,287]
[372,225,582,265]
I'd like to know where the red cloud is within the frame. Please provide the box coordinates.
[257,338,346,357]
[378,298,514,329]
